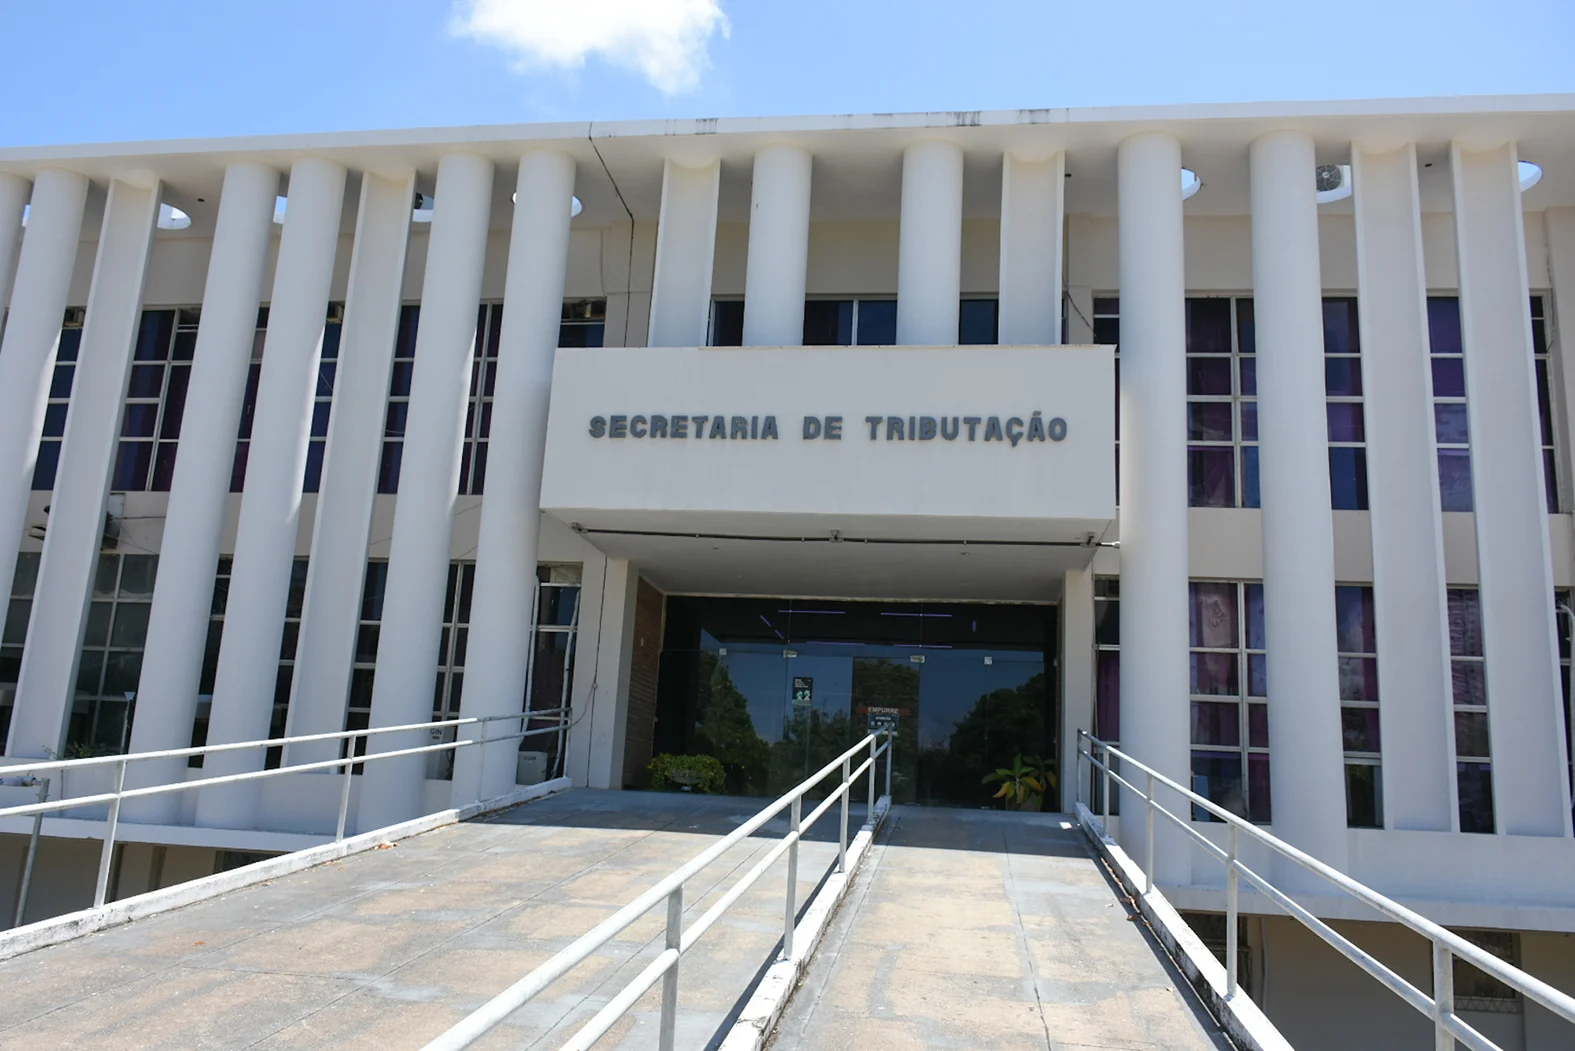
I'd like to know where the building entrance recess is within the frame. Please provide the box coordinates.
[653,597,1057,805]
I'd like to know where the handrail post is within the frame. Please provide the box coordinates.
[866,735,876,818]
[476,721,489,803]
[1144,770,1155,895]
[883,731,892,799]
[1226,822,1239,998]
[783,795,801,961]
[838,756,850,873]
[1076,732,1085,811]
[659,885,683,1051]
[1100,743,1110,831]
[1431,939,1454,1051]
[336,735,357,843]
[94,758,127,908]
[12,778,48,928]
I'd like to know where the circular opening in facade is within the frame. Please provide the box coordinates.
[412,192,435,223]
[1316,164,1353,204]
[273,195,288,224]
[1181,168,1201,200]
[511,192,585,217]
[157,204,192,230]
[1520,160,1543,191]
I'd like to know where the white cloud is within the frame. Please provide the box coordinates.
[453,0,728,95]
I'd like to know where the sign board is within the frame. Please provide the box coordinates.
[866,708,900,734]
[791,676,813,707]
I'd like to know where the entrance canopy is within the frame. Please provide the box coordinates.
[539,345,1115,600]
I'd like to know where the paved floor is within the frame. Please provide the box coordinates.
[0,790,855,1051]
[769,806,1235,1051]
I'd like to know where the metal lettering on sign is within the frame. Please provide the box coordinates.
[791,676,813,707]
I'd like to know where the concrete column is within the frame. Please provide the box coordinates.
[1351,143,1455,832]
[196,158,346,828]
[1250,131,1349,869]
[0,173,29,322]
[285,168,416,771]
[1451,142,1573,837]
[452,150,576,805]
[126,162,279,820]
[6,178,160,759]
[1115,131,1189,884]
[741,144,811,347]
[999,151,1065,346]
[1060,565,1095,812]
[0,170,87,706]
[586,558,639,790]
[896,140,963,346]
[647,158,720,347]
[359,152,493,831]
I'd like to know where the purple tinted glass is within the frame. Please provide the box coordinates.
[1236,298,1256,355]
[1190,582,1239,648]
[1325,357,1363,396]
[1454,710,1491,758]
[1334,586,1376,653]
[1342,707,1382,752]
[1242,446,1260,508]
[1190,652,1240,696]
[1248,754,1272,823]
[1452,662,1487,707]
[1188,357,1233,396]
[1456,763,1494,834]
[1191,701,1241,746]
[1096,649,1120,741]
[1431,358,1466,398]
[1438,450,1474,512]
[1248,653,1268,697]
[1427,298,1463,355]
[1434,403,1469,444]
[1338,656,1379,703]
[1326,402,1365,443]
[1448,590,1484,656]
[1185,298,1232,354]
[1188,448,1235,507]
[1322,298,1360,355]
[1245,583,1265,650]
[1239,356,1257,396]
[1188,402,1234,441]
[1248,703,1269,747]
[1241,401,1258,441]
[1191,750,1245,819]
[1329,447,1369,511]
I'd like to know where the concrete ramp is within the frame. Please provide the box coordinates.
[0,790,853,1050]
[767,807,1235,1051]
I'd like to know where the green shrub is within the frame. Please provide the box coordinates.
[648,753,727,794]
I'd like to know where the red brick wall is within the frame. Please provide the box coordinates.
[622,577,665,788]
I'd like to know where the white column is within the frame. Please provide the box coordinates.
[0,173,29,323]
[896,140,964,346]
[359,152,494,831]
[1060,565,1095,812]
[1352,143,1455,832]
[452,150,576,805]
[285,168,416,771]
[6,178,160,759]
[1115,131,1190,884]
[648,158,720,348]
[126,162,279,819]
[741,144,811,347]
[0,171,88,714]
[586,557,639,790]
[196,158,346,828]
[999,151,1065,345]
[1250,131,1349,869]
[1451,142,1573,837]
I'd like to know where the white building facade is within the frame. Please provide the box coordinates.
[1,97,1574,1047]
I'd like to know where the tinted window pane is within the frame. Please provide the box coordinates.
[1427,298,1463,356]
[1434,403,1469,444]
[1345,764,1382,828]
[1235,298,1255,355]
[1438,450,1474,512]
[711,300,744,347]
[856,300,897,345]
[958,299,998,345]
[1188,448,1235,507]
[1241,446,1260,508]
[1191,701,1241,746]
[1329,447,1369,510]
[803,300,853,346]
[1342,707,1381,752]
[1321,298,1360,355]
[1185,299,1232,354]
[1188,402,1233,442]
[1325,358,1363,396]
[1188,357,1232,396]
[1190,582,1239,648]
[1457,762,1494,833]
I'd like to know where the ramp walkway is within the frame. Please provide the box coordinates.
[0,790,854,1050]
[767,806,1235,1051]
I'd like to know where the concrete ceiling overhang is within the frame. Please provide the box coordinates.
[5,94,1575,240]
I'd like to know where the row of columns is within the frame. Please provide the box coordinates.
[651,141,1067,349]
[0,153,579,835]
[1117,130,1574,886]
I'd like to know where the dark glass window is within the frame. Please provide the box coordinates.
[1323,298,1368,510]
[710,300,744,346]
[1188,580,1269,823]
[958,299,999,345]
[559,298,606,348]
[378,306,420,494]
[1448,587,1493,833]
[1429,297,1473,512]
[803,300,853,345]
[855,300,897,345]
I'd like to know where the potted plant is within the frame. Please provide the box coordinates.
[982,754,1054,811]
[648,754,727,794]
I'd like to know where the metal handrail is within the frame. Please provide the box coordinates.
[1076,729,1575,1051]
[425,729,895,1051]
[0,707,568,917]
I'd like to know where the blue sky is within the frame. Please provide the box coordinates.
[3,0,1573,147]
